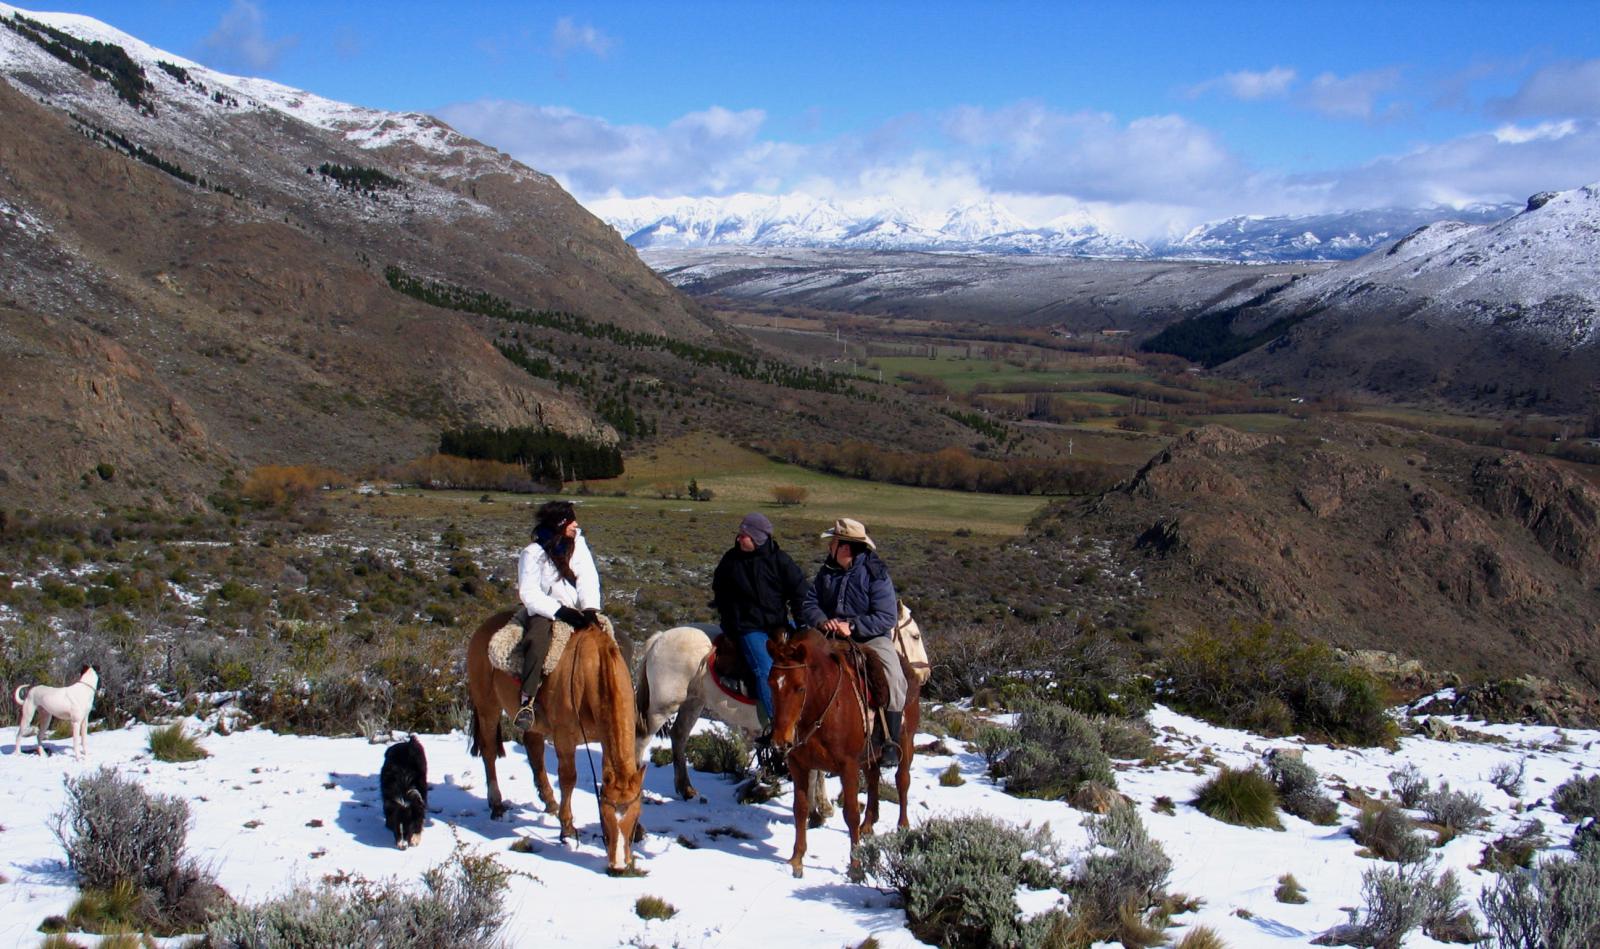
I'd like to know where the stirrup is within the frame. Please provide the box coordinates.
[512,697,536,730]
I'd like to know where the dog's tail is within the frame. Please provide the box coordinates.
[13,684,28,706]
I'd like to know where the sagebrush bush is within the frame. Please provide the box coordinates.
[1067,800,1173,947]
[1344,862,1434,948]
[1479,820,1550,873]
[1388,763,1431,809]
[1192,767,1282,830]
[979,699,1114,800]
[1093,714,1155,760]
[1266,754,1339,826]
[683,726,750,777]
[1479,847,1600,948]
[926,619,1151,717]
[1488,758,1527,797]
[849,815,1067,949]
[208,843,509,948]
[1163,623,1395,745]
[148,723,209,763]
[1354,802,1429,864]
[53,768,226,934]
[1552,773,1600,823]
[1419,783,1488,839]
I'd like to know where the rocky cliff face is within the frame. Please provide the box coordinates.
[0,7,715,507]
[1064,422,1600,693]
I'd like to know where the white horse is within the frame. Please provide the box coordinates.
[634,625,828,821]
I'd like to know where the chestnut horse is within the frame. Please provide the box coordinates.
[466,609,643,874]
[767,627,921,878]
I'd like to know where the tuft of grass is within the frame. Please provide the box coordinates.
[1175,926,1229,949]
[938,763,965,787]
[1275,873,1307,904]
[39,936,88,949]
[66,880,145,933]
[634,895,678,921]
[148,723,210,763]
[1192,767,1282,830]
[1152,796,1176,816]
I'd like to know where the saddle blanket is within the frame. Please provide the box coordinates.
[487,611,615,677]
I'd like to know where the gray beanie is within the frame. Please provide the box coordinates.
[739,512,773,546]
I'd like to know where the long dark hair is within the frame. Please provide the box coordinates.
[533,500,578,584]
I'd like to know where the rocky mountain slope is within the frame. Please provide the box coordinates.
[1156,184,1600,411]
[1055,422,1600,696]
[0,5,716,507]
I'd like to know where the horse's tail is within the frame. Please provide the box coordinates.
[633,646,652,738]
[13,684,28,706]
[467,703,504,760]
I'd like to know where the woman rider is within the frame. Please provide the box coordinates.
[710,512,807,738]
[513,500,601,730]
[800,517,906,768]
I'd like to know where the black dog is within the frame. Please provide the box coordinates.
[380,734,428,849]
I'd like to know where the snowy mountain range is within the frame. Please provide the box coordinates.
[592,193,1521,262]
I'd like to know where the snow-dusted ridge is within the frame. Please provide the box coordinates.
[593,192,1522,262]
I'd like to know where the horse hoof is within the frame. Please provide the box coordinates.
[632,823,646,843]
[790,863,804,879]
[807,813,825,829]
[679,786,697,801]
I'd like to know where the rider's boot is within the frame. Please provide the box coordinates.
[879,710,903,770]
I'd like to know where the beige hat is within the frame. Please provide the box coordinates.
[820,517,875,550]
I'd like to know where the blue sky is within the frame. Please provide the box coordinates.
[27,0,1600,236]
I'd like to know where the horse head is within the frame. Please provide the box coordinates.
[600,762,644,875]
[767,628,828,753]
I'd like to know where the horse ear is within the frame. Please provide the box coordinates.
[765,637,787,660]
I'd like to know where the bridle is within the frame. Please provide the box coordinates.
[771,646,862,756]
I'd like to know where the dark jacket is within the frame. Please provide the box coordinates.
[801,549,897,641]
[711,538,807,635]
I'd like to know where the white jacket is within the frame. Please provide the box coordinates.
[517,530,601,619]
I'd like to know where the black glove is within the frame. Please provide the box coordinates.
[583,608,602,626]
[555,606,586,628]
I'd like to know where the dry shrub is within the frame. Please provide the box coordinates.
[771,484,809,506]
[388,454,538,493]
[1175,927,1228,949]
[53,768,228,935]
[241,465,346,510]
[1354,801,1429,864]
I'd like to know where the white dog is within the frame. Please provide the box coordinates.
[14,665,99,759]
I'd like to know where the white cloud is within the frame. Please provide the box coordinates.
[434,92,1600,241]
[1185,67,1297,101]
[196,0,296,73]
[1493,120,1577,144]
[551,16,614,59]
[1489,59,1600,119]
[1300,68,1405,122]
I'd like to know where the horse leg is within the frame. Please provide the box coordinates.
[840,762,864,873]
[555,739,579,841]
[863,763,881,836]
[897,700,917,828]
[526,731,558,814]
[476,707,508,820]
[670,695,704,800]
[807,770,830,828]
[787,762,811,878]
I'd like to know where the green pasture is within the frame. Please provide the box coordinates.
[367,433,1046,538]
[1349,407,1502,432]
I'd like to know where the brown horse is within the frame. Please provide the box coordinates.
[767,627,921,878]
[466,609,644,875]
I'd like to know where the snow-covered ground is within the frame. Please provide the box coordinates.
[2,703,1593,947]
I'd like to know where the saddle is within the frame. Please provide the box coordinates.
[486,609,615,678]
[709,633,758,705]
